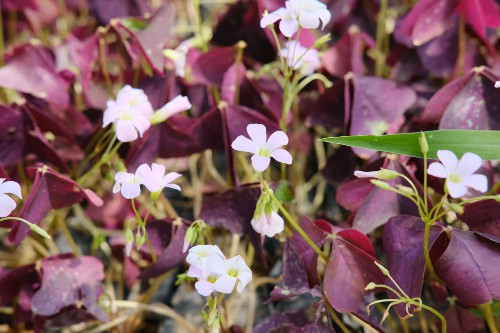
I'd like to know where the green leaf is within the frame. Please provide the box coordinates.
[322,130,500,160]
[119,18,148,31]
[274,181,294,203]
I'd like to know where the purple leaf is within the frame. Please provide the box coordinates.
[253,309,310,333]
[0,104,29,167]
[140,219,190,280]
[221,63,246,105]
[444,304,485,333]
[336,178,373,212]
[435,229,500,304]
[90,0,150,25]
[303,83,345,131]
[348,75,416,158]
[324,231,384,313]
[383,215,445,316]
[9,164,103,245]
[460,200,500,238]
[455,0,500,40]
[399,0,458,46]
[0,43,71,107]
[190,47,236,86]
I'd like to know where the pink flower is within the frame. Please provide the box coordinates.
[231,124,292,172]
[260,3,298,37]
[251,210,284,237]
[0,179,22,218]
[280,41,320,75]
[206,254,252,294]
[150,95,192,124]
[103,85,154,142]
[427,150,488,198]
[135,163,182,193]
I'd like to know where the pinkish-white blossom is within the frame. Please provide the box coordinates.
[113,172,142,199]
[103,85,154,142]
[251,210,284,237]
[135,163,182,193]
[280,41,320,75]
[427,150,487,198]
[231,124,292,172]
[207,254,252,294]
[150,95,192,124]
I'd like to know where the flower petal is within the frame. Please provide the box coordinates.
[251,155,271,172]
[165,184,181,191]
[132,116,151,137]
[120,183,141,199]
[116,120,139,142]
[236,269,252,293]
[0,180,22,199]
[437,150,458,174]
[427,162,447,178]
[163,172,182,185]
[231,136,257,154]
[456,152,483,177]
[0,195,17,218]
[462,174,488,193]
[270,149,292,165]
[247,124,267,146]
[316,8,331,28]
[135,164,152,179]
[447,181,468,198]
[213,274,237,294]
[279,18,299,37]
[267,131,289,150]
[187,265,203,279]
[206,252,227,275]
[298,10,320,29]
[195,280,215,296]
[260,8,287,27]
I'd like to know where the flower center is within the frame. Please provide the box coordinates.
[257,146,272,157]
[120,112,133,121]
[207,274,217,283]
[449,174,462,183]
[228,268,238,277]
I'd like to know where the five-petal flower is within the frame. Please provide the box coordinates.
[135,163,182,193]
[112,172,142,199]
[427,150,488,198]
[231,124,292,172]
[0,179,22,218]
[207,254,252,294]
[103,85,154,142]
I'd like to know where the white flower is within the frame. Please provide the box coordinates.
[354,169,399,180]
[0,179,22,218]
[251,210,284,237]
[103,85,154,142]
[231,124,292,172]
[135,163,182,193]
[112,172,142,199]
[260,0,331,37]
[280,41,320,75]
[186,245,224,272]
[164,40,192,77]
[427,150,488,198]
[495,81,500,88]
[289,0,331,30]
[207,255,252,294]
[150,95,192,124]
[260,3,298,37]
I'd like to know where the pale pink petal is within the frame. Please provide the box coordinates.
[135,164,152,179]
[260,8,287,27]
[125,242,133,257]
[447,181,468,198]
[120,183,141,199]
[279,18,299,37]
[195,280,216,296]
[247,124,267,146]
[265,211,284,237]
[0,180,22,199]
[0,195,17,218]
[317,8,331,28]
[165,184,181,191]
[298,10,320,29]
[267,131,289,150]
[270,149,292,165]
[116,120,139,142]
[456,152,483,177]
[132,116,151,137]
[251,155,271,172]
[213,274,237,294]
[427,163,447,178]
[354,171,379,178]
[187,265,203,278]
[236,269,252,293]
[102,105,121,127]
[231,136,257,154]
[251,214,266,235]
[496,81,500,88]
[115,172,135,183]
[437,150,458,174]
[163,172,182,185]
[116,85,134,101]
[206,252,227,275]
[112,183,121,193]
[462,174,488,193]
[151,163,166,178]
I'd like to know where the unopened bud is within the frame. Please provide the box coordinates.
[419,132,429,155]
[374,261,390,276]
[397,185,415,196]
[448,203,464,215]
[365,282,377,291]
[312,33,331,49]
[371,179,392,191]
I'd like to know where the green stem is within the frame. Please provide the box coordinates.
[423,221,438,279]
[267,190,327,262]
[192,0,207,52]
[375,0,388,77]
[131,199,157,263]
[0,217,51,239]
[413,302,447,333]
[77,136,122,185]
[480,303,499,333]
[56,211,81,256]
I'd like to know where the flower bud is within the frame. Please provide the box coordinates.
[370,179,392,191]
[397,185,415,197]
[419,132,429,155]
[374,261,390,276]
[448,203,464,215]
[365,282,377,291]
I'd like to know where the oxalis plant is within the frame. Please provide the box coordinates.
[1,0,500,332]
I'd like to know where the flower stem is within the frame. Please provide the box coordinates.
[0,216,51,239]
[423,221,438,279]
[480,302,499,333]
[413,302,447,333]
[268,191,327,262]
[131,199,157,263]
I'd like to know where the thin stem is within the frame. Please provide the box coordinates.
[423,221,439,279]
[423,152,429,215]
[56,211,81,256]
[268,190,327,261]
[480,303,499,333]
[413,302,447,333]
[77,137,122,185]
[375,0,388,77]
[325,300,350,333]
[131,199,157,263]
